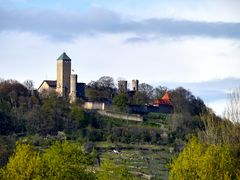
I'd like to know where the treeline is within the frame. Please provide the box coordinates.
[0,78,210,136]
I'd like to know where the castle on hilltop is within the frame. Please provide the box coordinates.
[38,52,85,102]
[38,52,173,114]
[38,52,140,103]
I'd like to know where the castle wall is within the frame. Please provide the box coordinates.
[98,110,143,122]
[83,102,105,110]
[129,104,173,114]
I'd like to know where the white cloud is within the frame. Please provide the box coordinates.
[0,31,239,86]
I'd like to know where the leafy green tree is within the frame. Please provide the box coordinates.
[0,141,97,180]
[70,105,86,128]
[113,93,128,112]
[39,92,70,134]
[0,142,40,180]
[169,137,238,180]
[39,141,96,179]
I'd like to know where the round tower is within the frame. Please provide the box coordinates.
[69,74,77,103]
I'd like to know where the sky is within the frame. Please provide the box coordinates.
[0,0,240,115]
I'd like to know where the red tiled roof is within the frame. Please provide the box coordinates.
[162,91,171,101]
[153,91,172,106]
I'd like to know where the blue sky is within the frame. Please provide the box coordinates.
[0,0,240,115]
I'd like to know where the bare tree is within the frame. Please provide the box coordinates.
[23,80,34,91]
[224,87,240,123]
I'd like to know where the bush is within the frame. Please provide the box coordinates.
[0,142,40,180]
[169,137,239,180]
[0,141,97,179]
[97,159,134,180]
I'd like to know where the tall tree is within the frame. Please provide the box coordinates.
[138,83,154,103]
[86,76,115,102]
[153,86,168,99]
[23,80,34,91]
[96,76,115,89]
[224,87,240,123]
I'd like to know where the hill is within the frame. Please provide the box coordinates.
[0,78,235,179]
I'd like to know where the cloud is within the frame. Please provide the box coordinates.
[157,77,240,101]
[1,8,240,41]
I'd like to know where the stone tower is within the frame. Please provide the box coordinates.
[132,79,139,91]
[118,80,128,93]
[69,74,77,103]
[56,52,71,97]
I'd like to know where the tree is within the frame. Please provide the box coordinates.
[170,87,208,115]
[32,92,70,135]
[0,111,13,135]
[138,83,154,102]
[70,105,86,128]
[169,137,238,180]
[132,91,148,105]
[97,159,133,180]
[0,80,28,98]
[224,87,240,123]
[153,86,168,99]
[88,76,115,90]
[96,76,115,89]
[170,87,192,114]
[113,93,128,112]
[0,142,40,180]
[0,141,97,179]
[23,80,34,91]
[86,76,115,102]
[39,141,96,179]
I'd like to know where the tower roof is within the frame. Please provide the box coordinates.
[57,52,71,61]
[162,91,171,101]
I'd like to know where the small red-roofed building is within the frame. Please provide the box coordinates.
[153,91,172,107]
